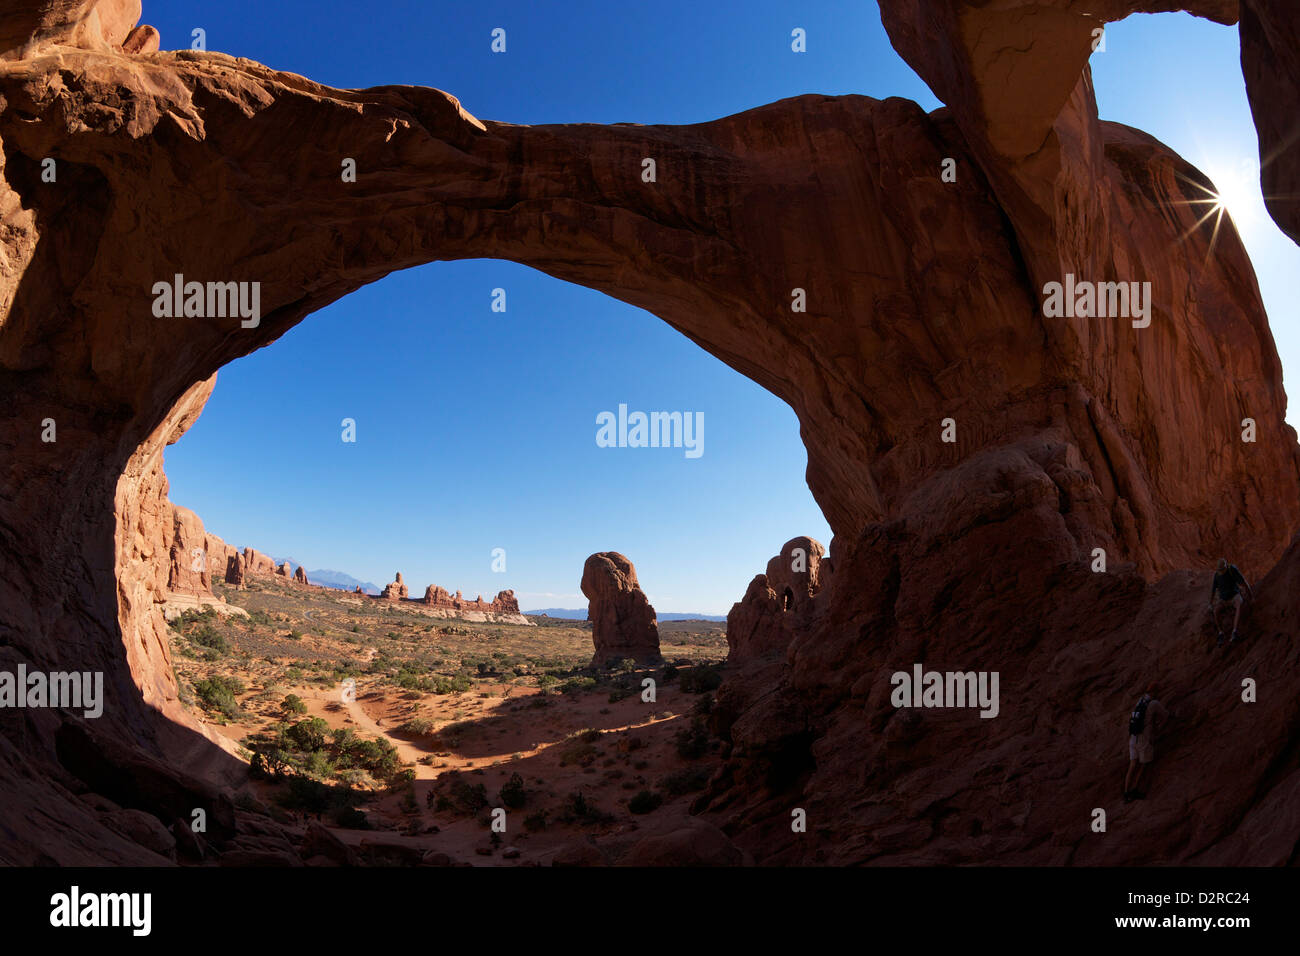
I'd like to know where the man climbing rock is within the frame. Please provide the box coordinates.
[1208,558,1253,645]
[1124,684,1169,803]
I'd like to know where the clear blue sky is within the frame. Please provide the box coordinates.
[155,2,1299,614]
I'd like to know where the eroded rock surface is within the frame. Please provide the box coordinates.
[726,536,828,664]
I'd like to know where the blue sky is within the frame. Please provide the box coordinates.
[155,2,1298,614]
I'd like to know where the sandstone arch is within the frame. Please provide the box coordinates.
[1,0,1299,863]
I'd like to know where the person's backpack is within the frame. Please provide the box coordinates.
[1129,695,1151,735]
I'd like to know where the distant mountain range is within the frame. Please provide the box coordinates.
[271,559,380,594]
[525,607,726,622]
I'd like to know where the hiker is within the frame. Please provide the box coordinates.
[1208,557,1253,645]
[1124,684,1169,802]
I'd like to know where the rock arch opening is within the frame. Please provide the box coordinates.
[3,0,1300,865]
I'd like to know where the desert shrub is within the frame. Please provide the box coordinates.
[343,736,400,780]
[390,769,417,788]
[304,751,334,778]
[399,717,434,736]
[557,790,611,825]
[628,790,662,814]
[280,694,307,717]
[680,665,723,694]
[498,772,527,809]
[433,674,473,695]
[561,677,597,695]
[523,810,547,831]
[660,767,711,796]
[559,728,601,767]
[190,622,229,654]
[193,675,245,719]
[674,717,711,760]
[435,773,489,815]
[286,717,330,753]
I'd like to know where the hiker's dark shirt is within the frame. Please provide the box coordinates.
[1211,565,1246,601]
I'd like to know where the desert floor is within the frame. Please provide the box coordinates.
[167,576,729,865]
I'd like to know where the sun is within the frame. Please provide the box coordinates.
[1205,159,1260,228]
[1171,157,1262,261]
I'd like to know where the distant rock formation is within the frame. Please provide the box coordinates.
[166,506,212,596]
[581,553,661,666]
[225,554,244,588]
[294,565,308,586]
[276,561,292,578]
[380,572,409,600]
[243,548,276,576]
[423,585,520,615]
[727,536,830,663]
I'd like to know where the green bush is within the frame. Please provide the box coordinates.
[193,675,245,719]
[190,623,229,654]
[399,717,434,736]
[280,694,307,717]
[435,773,489,815]
[286,717,329,753]
[680,665,723,694]
[433,674,473,695]
[498,772,527,809]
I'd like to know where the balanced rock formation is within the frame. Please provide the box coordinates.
[726,536,829,664]
[293,565,308,586]
[582,553,661,666]
[1,0,1299,865]
[380,573,409,600]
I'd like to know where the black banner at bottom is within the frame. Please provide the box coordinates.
[0,865,1284,943]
